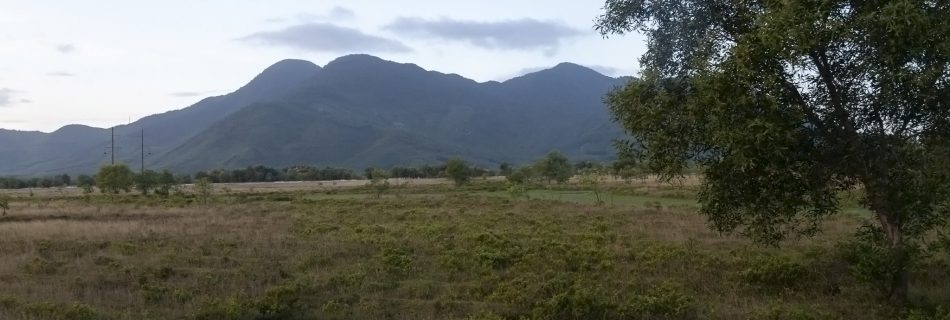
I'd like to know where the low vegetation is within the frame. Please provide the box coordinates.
[0,177,946,319]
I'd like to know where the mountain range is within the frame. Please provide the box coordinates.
[0,54,629,176]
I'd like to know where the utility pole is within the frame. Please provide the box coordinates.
[140,128,145,173]
[111,127,115,165]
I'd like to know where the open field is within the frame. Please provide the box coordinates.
[0,180,947,319]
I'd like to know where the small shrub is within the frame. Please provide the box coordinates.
[901,306,950,320]
[529,287,618,320]
[253,283,305,319]
[506,182,528,199]
[757,305,841,320]
[194,178,214,204]
[379,248,413,276]
[740,255,813,291]
[0,196,8,216]
[622,285,694,319]
[465,310,505,320]
[841,225,923,300]
[369,169,390,198]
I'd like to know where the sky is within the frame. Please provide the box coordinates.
[0,0,646,132]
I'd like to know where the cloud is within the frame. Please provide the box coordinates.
[326,6,355,20]
[0,88,34,107]
[46,71,76,77]
[55,44,76,54]
[0,88,20,107]
[266,6,355,24]
[385,17,585,54]
[240,23,411,53]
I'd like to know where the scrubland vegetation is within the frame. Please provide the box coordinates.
[0,176,947,320]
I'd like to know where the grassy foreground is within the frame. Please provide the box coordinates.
[0,180,947,319]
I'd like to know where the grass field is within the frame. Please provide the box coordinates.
[0,179,946,319]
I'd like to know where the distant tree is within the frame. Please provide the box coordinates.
[369,168,390,198]
[155,170,177,197]
[578,167,609,205]
[76,174,96,194]
[95,164,135,194]
[445,157,472,187]
[55,174,71,187]
[134,170,158,195]
[177,174,193,184]
[194,178,213,204]
[598,0,950,302]
[0,195,8,216]
[536,151,573,184]
[507,166,537,185]
[499,162,513,177]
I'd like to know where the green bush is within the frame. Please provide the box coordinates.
[740,255,813,291]
[379,248,413,276]
[526,284,693,320]
[756,305,841,320]
[901,306,950,320]
[622,285,694,319]
[0,196,8,215]
[841,225,923,298]
[465,310,505,320]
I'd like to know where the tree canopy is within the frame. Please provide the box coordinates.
[445,157,472,187]
[95,164,135,194]
[598,0,948,301]
[536,151,574,184]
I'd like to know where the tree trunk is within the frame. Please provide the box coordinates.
[877,212,909,304]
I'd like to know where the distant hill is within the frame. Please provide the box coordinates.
[0,55,628,176]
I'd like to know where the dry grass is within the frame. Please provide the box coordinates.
[0,181,944,319]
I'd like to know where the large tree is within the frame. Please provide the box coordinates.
[597,0,948,302]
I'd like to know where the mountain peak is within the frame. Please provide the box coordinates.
[547,62,605,77]
[503,62,611,86]
[256,59,320,80]
[235,59,321,97]
[323,54,425,73]
[326,54,387,65]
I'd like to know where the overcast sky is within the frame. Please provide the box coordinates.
[0,0,646,132]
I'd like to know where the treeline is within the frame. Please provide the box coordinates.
[193,165,357,183]
[0,174,74,189]
[0,153,646,190]
[377,165,494,179]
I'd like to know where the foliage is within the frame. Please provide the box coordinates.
[196,165,355,183]
[134,170,158,195]
[535,151,573,184]
[194,178,214,204]
[740,255,814,291]
[76,175,95,194]
[369,169,390,198]
[154,170,177,197]
[445,157,472,187]
[597,0,950,302]
[0,174,72,189]
[506,182,528,199]
[841,225,924,299]
[499,162,513,177]
[507,166,538,185]
[578,167,609,205]
[0,196,8,216]
[95,164,135,194]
